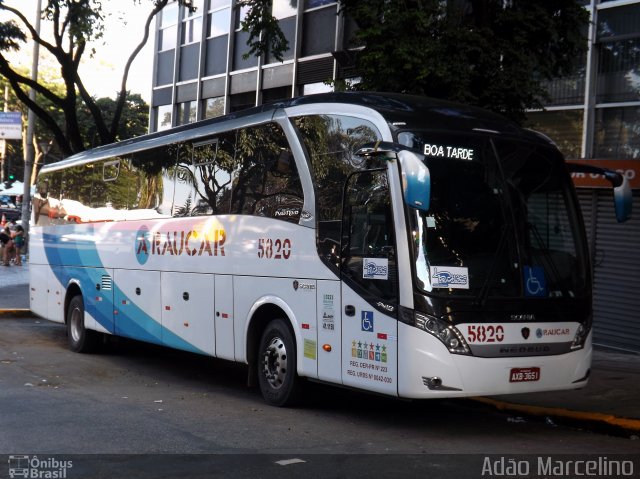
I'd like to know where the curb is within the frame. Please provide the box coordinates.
[473,397,640,435]
[0,309,32,317]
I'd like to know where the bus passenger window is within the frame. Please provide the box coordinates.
[231,123,304,222]
[192,131,237,215]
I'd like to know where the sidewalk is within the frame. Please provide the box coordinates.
[0,272,638,435]
[0,260,29,310]
[480,348,640,436]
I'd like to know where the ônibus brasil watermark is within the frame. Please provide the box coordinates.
[8,455,73,479]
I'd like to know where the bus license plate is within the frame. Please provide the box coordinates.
[509,367,540,383]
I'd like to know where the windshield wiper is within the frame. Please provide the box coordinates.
[474,222,511,307]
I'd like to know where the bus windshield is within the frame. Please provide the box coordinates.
[399,132,588,300]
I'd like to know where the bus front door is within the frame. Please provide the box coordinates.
[340,169,399,396]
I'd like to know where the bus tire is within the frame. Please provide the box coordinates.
[67,295,100,353]
[257,319,301,407]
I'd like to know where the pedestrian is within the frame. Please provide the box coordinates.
[0,226,13,266]
[12,225,24,266]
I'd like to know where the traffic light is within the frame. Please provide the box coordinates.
[4,175,15,189]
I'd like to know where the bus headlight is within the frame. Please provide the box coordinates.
[415,313,471,355]
[570,323,589,351]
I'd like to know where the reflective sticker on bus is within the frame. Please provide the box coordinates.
[304,339,317,360]
[431,266,469,289]
[363,258,388,280]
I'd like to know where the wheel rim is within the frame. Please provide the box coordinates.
[69,306,83,343]
[262,336,288,390]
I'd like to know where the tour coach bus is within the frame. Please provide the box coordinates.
[29,92,632,406]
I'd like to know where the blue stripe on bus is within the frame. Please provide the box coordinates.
[43,229,206,355]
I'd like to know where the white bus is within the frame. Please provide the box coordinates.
[29,92,632,406]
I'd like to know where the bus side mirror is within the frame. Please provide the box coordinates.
[612,174,632,223]
[398,150,431,212]
[567,163,632,223]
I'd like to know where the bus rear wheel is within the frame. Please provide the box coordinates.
[257,319,301,407]
[67,295,100,353]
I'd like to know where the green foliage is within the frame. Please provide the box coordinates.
[77,93,150,148]
[237,0,289,62]
[0,0,189,157]
[337,0,589,123]
[0,20,26,51]
[238,0,588,123]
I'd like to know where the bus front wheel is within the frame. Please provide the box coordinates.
[257,319,301,407]
[67,295,100,353]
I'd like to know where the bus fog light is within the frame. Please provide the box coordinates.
[415,313,470,355]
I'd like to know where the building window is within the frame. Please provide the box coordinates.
[302,82,333,95]
[159,26,178,51]
[525,110,584,160]
[180,0,203,45]
[181,16,203,44]
[177,101,197,125]
[273,0,297,19]
[158,3,179,51]
[596,3,640,103]
[160,2,179,28]
[262,86,291,104]
[304,0,335,10]
[302,7,337,57]
[184,0,204,17]
[593,106,640,159]
[207,7,231,37]
[235,3,250,29]
[204,97,225,118]
[230,92,256,112]
[156,104,173,131]
[209,0,230,8]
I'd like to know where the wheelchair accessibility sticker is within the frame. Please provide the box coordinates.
[361,311,374,332]
[524,266,547,297]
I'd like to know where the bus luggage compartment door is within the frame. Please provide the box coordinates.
[114,269,162,345]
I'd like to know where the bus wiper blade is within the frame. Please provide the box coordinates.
[527,222,569,298]
[474,223,510,307]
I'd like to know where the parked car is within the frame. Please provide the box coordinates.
[0,207,21,222]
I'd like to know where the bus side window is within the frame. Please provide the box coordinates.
[341,170,398,304]
[130,143,180,216]
[293,115,381,271]
[192,130,237,216]
[231,123,304,222]
[34,171,62,226]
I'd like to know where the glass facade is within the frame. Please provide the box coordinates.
[526,1,640,161]
[151,0,339,131]
[152,0,639,166]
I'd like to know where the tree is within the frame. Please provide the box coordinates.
[242,0,589,123]
[0,0,193,156]
[1,72,149,184]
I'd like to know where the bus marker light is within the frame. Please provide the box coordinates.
[377,333,387,340]
[323,344,332,352]
[302,323,310,329]
[165,305,171,310]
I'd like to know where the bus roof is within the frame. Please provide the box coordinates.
[41,92,549,173]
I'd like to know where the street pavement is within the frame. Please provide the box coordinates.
[0,262,638,436]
